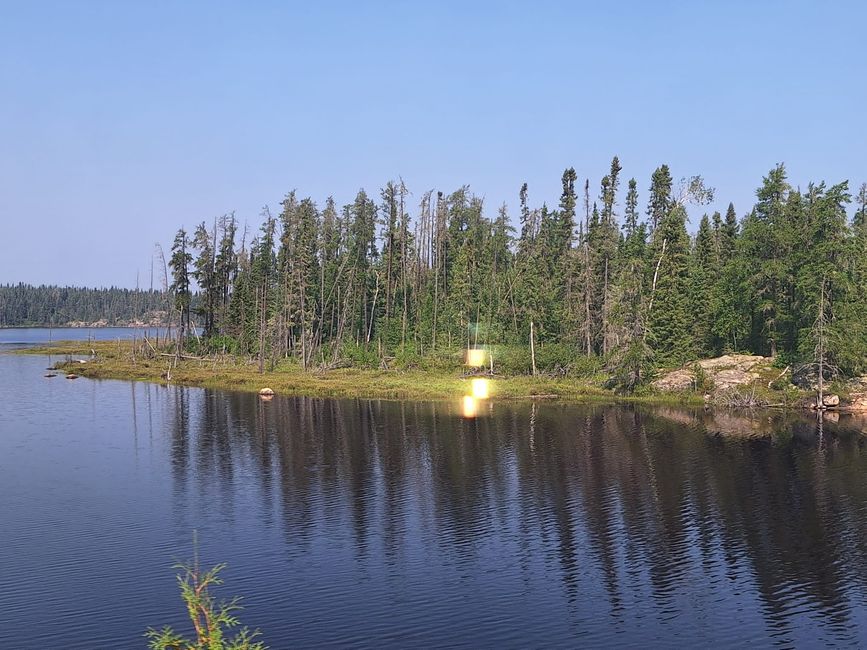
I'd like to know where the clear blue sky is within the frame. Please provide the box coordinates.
[2,0,865,288]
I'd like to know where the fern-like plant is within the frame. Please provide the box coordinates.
[146,561,266,650]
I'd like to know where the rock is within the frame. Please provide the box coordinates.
[822,394,840,407]
[259,387,275,396]
[652,369,695,392]
[696,354,765,372]
[652,355,771,393]
[713,368,760,391]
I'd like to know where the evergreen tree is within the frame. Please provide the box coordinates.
[689,214,716,356]
[646,204,692,364]
[719,202,738,259]
[740,164,792,356]
[192,221,217,337]
[168,228,193,342]
[214,213,238,334]
[19,160,865,386]
[647,164,673,232]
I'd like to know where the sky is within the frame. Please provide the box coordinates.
[1,0,865,288]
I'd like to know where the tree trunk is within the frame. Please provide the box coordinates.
[530,320,537,377]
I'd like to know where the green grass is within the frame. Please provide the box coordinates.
[12,339,711,405]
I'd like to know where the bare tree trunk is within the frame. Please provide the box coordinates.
[367,273,380,344]
[530,320,537,377]
[602,256,609,356]
[643,238,668,342]
[816,276,827,409]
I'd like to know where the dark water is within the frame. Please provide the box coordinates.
[3,336,867,647]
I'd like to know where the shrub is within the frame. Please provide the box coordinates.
[692,363,715,393]
[146,561,265,650]
[338,343,380,369]
[493,346,532,375]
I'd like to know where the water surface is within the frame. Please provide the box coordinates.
[0,326,173,349]
[2,332,867,648]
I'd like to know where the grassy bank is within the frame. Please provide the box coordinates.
[15,340,706,405]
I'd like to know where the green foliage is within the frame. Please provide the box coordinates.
[534,343,602,377]
[692,363,715,393]
[0,283,167,326]
[169,228,193,336]
[769,370,792,392]
[12,160,867,383]
[647,205,693,365]
[771,350,797,369]
[494,345,533,375]
[608,338,656,394]
[339,343,381,369]
[146,561,265,650]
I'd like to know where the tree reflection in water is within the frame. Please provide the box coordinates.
[164,391,867,645]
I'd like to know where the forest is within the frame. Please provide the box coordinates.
[156,159,867,390]
[0,284,166,327]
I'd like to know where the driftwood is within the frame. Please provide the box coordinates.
[768,365,790,389]
[158,352,207,361]
[714,383,768,408]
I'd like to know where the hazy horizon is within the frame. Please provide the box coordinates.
[2,1,866,288]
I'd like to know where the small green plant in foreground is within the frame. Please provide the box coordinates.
[146,561,266,650]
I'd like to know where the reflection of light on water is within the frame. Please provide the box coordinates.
[463,395,479,418]
[471,377,490,399]
[465,348,487,367]
[462,346,491,418]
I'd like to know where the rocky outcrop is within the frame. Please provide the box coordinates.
[848,394,867,411]
[651,369,696,392]
[842,378,867,411]
[653,355,772,393]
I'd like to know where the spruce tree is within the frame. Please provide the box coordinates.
[689,214,716,356]
[646,204,693,365]
[168,228,193,344]
[192,222,217,338]
[647,165,673,232]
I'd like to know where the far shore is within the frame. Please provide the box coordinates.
[0,324,169,329]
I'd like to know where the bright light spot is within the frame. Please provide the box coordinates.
[462,395,479,418]
[471,377,490,399]
[465,348,487,367]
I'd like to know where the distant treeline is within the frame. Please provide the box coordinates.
[0,284,167,327]
[161,160,867,388]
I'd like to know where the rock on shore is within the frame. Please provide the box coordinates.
[652,355,773,393]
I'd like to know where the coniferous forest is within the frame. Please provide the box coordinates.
[154,160,867,389]
[0,284,166,327]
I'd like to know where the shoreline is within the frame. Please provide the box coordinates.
[0,324,168,329]
[13,340,710,406]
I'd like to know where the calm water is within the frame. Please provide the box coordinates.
[0,326,174,349]
[2,332,867,647]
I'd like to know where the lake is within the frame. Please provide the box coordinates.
[2,330,867,647]
[0,326,176,349]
